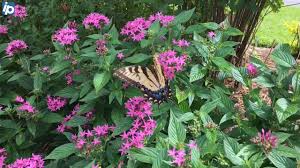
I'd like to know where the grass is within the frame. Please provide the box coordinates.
[255,6,300,47]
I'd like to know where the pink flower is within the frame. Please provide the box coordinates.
[208,31,216,38]
[83,12,110,29]
[18,101,36,113]
[67,21,78,29]
[121,18,151,41]
[56,124,66,133]
[168,148,186,167]
[15,96,25,103]
[246,63,258,77]
[92,138,101,146]
[187,140,198,150]
[148,12,174,27]
[7,154,44,168]
[41,66,50,73]
[0,25,8,35]
[0,148,7,168]
[47,96,67,112]
[52,28,79,46]
[75,139,86,149]
[13,5,27,20]
[5,40,28,57]
[96,39,108,55]
[92,164,100,168]
[158,50,187,80]
[172,39,190,48]
[251,128,278,152]
[65,72,73,85]
[117,52,124,60]
[119,97,156,155]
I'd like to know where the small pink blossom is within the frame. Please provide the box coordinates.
[52,27,79,46]
[92,164,100,168]
[158,50,187,80]
[5,40,28,57]
[18,101,36,113]
[208,31,216,38]
[83,12,110,29]
[13,5,27,20]
[148,12,174,27]
[65,72,73,85]
[246,63,258,77]
[172,39,190,48]
[47,96,67,112]
[0,25,8,35]
[251,128,278,152]
[41,66,50,73]
[96,39,108,55]
[0,148,7,168]
[187,140,198,150]
[117,52,124,59]
[168,148,186,167]
[15,96,25,103]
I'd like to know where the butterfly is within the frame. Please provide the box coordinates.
[113,54,171,104]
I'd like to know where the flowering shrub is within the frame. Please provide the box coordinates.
[0,4,299,168]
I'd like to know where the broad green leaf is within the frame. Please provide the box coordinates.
[45,143,76,160]
[173,8,195,24]
[65,116,86,127]
[109,25,121,45]
[41,113,64,123]
[273,132,292,143]
[93,72,111,93]
[202,22,219,30]
[271,44,296,68]
[252,76,275,88]
[178,112,195,122]
[292,72,300,94]
[275,98,298,123]
[186,24,206,34]
[276,146,300,158]
[168,110,186,146]
[199,98,220,114]
[267,150,296,168]
[175,87,189,104]
[124,53,151,63]
[215,46,236,58]
[129,147,158,164]
[194,42,209,58]
[16,132,25,145]
[0,43,8,53]
[223,137,244,165]
[27,121,36,136]
[50,61,70,74]
[190,65,206,82]
[87,34,102,39]
[224,27,243,36]
[112,117,133,136]
[211,57,233,72]
[231,68,246,85]
[55,87,78,98]
[33,71,43,91]
[248,101,269,119]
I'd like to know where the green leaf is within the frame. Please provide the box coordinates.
[224,27,243,36]
[168,110,186,146]
[190,65,206,82]
[178,112,195,122]
[124,53,151,63]
[112,117,133,136]
[16,132,25,145]
[252,76,275,88]
[129,147,158,164]
[41,113,64,123]
[186,24,206,34]
[199,98,220,114]
[173,8,195,24]
[271,44,296,68]
[33,71,43,91]
[50,61,70,74]
[87,34,102,39]
[55,87,77,98]
[27,121,36,136]
[109,25,121,45]
[276,146,300,158]
[273,132,292,143]
[202,22,219,30]
[194,42,209,58]
[45,143,76,160]
[248,101,269,119]
[211,57,233,72]
[65,116,86,127]
[148,21,160,35]
[223,137,244,165]
[275,98,298,123]
[175,86,189,104]
[231,68,246,85]
[267,150,296,168]
[215,46,236,58]
[0,43,8,53]
[93,72,111,93]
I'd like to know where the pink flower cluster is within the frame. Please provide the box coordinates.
[117,52,124,60]
[0,25,8,35]
[208,31,216,38]
[5,40,28,57]
[172,39,190,48]
[121,18,151,42]
[158,50,187,80]
[57,104,80,133]
[96,39,108,55]
[168,148,186,167]
[0,148,7,168]
[7,154,44,168]
[148,12,175,27]
[13,5,27,20]
[65,69,80,85]
[47,96,67,112]
[82,12,110,29]
[15,96,36,114]
[121,12,174,41]
[119,97,156,155]
[251,128,278,152]
[72,124,115,150]
[52,28,79,46]
[246,63,258,77]
[57,104,94,133]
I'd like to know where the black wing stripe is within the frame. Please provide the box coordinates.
[141,67,159,88]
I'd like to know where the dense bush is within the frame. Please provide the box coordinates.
[0,2,300,168]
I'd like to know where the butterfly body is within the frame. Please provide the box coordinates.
[114,55,171,104]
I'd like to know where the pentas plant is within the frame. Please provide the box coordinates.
[0,6,299,168]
